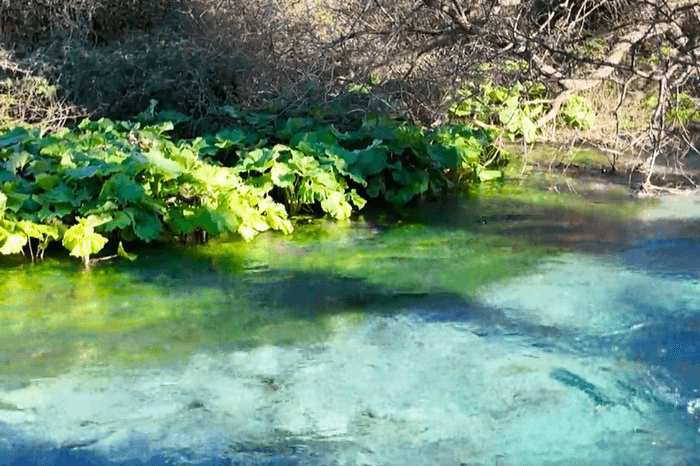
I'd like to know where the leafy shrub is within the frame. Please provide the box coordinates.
[449,81,544,144]
[0,76,84,133]
[216,105,497,203]
[0,118,292,267]
[560,95,595,130]
[0,107,496,266]
[666,92,700,126]
[25,24,243,124]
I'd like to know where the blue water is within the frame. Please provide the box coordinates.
[4,193,700,465]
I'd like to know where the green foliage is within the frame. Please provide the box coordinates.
[62,215,110,267]
[449,81,544,144]
[640,91,699,126]
[0,118,293,265]
[449,82,599,145]
[575,37,607,59]
[666,93,700,125]
[218,106,497,201]
[0,104,497,265]
[560,95,596,130]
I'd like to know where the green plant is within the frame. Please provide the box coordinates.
[449,81,544,144]
[500,60,528,73]
[666,92,700,125]
[560,95,595,130]
[0,104,498,266]
[0,118,293,266]
[575,37,607,59]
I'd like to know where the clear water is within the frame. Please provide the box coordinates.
[2,186,700,465]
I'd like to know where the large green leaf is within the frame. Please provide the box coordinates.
[321,191,353,220]
[64,165,102,180]
[194,209,238,235]
[16,220,59,241]
[215,128,246,149]
[0,222,27,254]
[4,151,31,174]
[270,162,295,188]
[44,184,75,204]
[262,201,293,234]
[132,210,162,242]
[0,127,29,148]
[348,189,367,210]
[101,173,145,204]
[169,208,195,234]
[103,210,134,232]
[36,202,73,220]
[137,149,183,179]
[427,145,460,169]
[291,130,338,157]
[62,217,109,259]
[34,173,61,191]
[352,145,388,176]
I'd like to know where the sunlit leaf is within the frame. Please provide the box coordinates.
[138,149,183,179]
[264,202,293,234]
[270,163,295,188]
[321,191,353,220]
[62,219,108,259]
[238,225,258,241]
[117,241,137,261]
[478,169,503,181]
[348,189,367,210]
[4,151,31,174]
[0,224,27,254]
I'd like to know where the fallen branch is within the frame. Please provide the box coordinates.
[535,22,675,128]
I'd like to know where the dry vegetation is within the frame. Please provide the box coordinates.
[1,0,700,188]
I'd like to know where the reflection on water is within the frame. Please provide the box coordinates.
[2,187,700,464]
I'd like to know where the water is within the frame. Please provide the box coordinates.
[2,184,700,465]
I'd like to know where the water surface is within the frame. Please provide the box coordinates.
[2,182,700,465]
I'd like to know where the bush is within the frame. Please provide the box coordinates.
[23,26,244,124]
[0,108,497,266]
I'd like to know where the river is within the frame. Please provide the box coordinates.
[1,180,700,465]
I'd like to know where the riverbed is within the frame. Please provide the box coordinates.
[2,181,700,465]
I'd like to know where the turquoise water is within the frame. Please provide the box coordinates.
[2,187,700,465]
